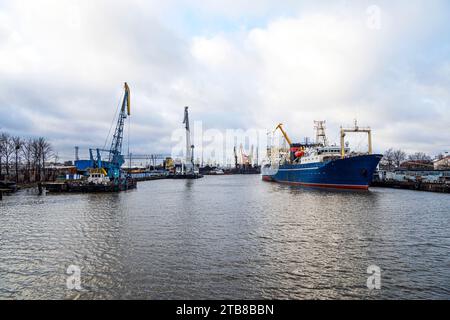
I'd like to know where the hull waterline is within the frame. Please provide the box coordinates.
[262,154,383,190]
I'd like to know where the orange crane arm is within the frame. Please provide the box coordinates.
[274,123,292,146]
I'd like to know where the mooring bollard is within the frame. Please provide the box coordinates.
[38,183,43,195]
[0,190,3,201]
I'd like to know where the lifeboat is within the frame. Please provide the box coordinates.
[295,150,305,158]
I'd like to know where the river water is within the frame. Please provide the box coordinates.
[0,175,449,299]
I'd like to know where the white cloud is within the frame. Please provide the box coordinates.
[185,4,450,155]
[0,0,449,160]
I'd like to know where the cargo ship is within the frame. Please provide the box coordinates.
[262,121,382,190]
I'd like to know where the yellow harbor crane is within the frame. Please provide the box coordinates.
[274,123,292,146]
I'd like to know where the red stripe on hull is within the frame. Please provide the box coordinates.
[262,178,369,190]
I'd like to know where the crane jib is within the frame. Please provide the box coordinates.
[124,82,131,116]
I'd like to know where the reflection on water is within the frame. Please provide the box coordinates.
[0,175,449,299]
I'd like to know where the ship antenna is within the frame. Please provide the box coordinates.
[314,120,328,147]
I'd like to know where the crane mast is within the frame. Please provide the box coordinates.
[233,146,238,169]
[239,144,244,166]
[314,120,328,146]
[108,82,131,178]
[249,145,254,166]
[183,106,194,173]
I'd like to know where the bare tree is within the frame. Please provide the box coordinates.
[392,149,407,168]
[0,133,14,177]
[0,131,56,183]
[408,152,431,161]
[22,138,34,183]
[382,148,395,170]
[0,132,5,178]
[12,136,24,183]
[31,138,41,182]
[36,137,52,181]
[53,151,59,164]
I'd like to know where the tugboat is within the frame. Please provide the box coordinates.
[262,121,382,190]
[87,168,110,185]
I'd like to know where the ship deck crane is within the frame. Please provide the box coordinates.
[340,120,372,159]
[274,123,292,146]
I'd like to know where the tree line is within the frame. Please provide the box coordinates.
[0,132,53,183]
[381,148,441,170]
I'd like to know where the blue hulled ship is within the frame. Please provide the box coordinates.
[262,122,382,190]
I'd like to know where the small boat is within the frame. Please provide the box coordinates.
[87,168,111,185]
[210,169,225,175]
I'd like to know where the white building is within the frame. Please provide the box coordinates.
[433,156,450,170]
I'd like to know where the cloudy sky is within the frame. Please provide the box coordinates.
[0,0,449,161]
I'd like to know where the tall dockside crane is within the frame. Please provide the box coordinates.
[248,145,254,166]
[183,106,195,173]
[239,144,248,167]
[108,82,131,179]
[87,83,131,181]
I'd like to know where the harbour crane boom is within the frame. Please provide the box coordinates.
[108,82,131,178]
[274,123,292,146]
[183,106,194,172]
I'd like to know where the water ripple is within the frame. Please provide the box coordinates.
[1,176,449,299]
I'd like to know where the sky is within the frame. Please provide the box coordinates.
[0,0,449,162]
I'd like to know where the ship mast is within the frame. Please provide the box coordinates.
[340,119,372,159]
[314,120,328,147]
